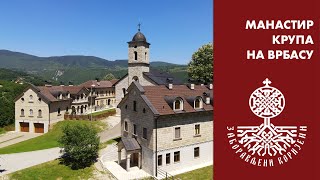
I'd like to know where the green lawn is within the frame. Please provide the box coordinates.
[9,160,94,180]
[99,137,120,150]
[175,165,213,180]
[90,108,116,116]
[0,120,106,154]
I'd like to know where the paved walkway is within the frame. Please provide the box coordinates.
[103,161,151,180]
[0,147,61,176]
[99,116,121,143]
[0,132,41,148]
[99,142,151,180]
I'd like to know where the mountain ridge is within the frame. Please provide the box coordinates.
[0,49,188,84]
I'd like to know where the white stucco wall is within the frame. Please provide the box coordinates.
[156,141,213,175]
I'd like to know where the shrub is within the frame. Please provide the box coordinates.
[59,123,100,169]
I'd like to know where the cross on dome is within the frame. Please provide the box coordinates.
[138,22,141,31]
[263,78,272,86]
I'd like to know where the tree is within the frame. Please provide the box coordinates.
[187,43,213,83]
[103,73,116,81]
[59,123,100,169]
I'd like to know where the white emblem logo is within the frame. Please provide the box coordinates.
[227,78,307,167]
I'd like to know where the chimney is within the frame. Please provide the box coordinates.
[187,78,195,90]
[166,78,173,90]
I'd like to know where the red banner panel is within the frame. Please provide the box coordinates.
[214,0,319,179]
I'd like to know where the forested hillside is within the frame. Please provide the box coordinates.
[0,50,188,84]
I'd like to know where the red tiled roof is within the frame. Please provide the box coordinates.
[80,80,113,88]
[37,85,86,102]
[142,85,213,115]
[110,79,119,86]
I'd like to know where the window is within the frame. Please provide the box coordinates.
[174,127,181,139]
[29,95,33,101]
[194,98,202,109]
[143,128,147,139]
[124,121,128,131]
[158,155,162,166]
[38,110,42,117]
[174,151,180,162]
[132,76,139,82]
[29,109,33,116]
[175,100,180,109]
[21,97,24,102]
[195,124,200,135]
[125,105,128,109]
[66,107,69,112]
[133,101,137,111]
[58,108,61,115]
[145,52,147,60]
[134,51,138,60]
[38,98,42,102]
[143,108,146,113]
[122,88,126,97]
[21,109,24,116]
[194,147,200,158]
[166,153,170,164]
[174,98,183,111]
[133,124,137,135]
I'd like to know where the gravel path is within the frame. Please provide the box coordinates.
[99,116,121,143]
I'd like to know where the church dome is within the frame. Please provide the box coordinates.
[132,31,147,42]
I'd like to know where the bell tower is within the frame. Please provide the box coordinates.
[127,24,150,83]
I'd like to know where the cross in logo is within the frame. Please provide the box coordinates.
[263,78,272,86]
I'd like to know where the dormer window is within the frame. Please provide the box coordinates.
[194,97,203,109]
[173,98,183,111]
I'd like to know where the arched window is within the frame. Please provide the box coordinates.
[29,95,33,101]
[21,97,24,102]
[21,109,24,116]
[134,51,138,60]
[132,76,139,82]
[145,52,147,60]
[29,109,33,116]
[174,98,183,111]
[38,110,42,117]
[38,98,42,102]
[108,99,111,105]
[194,97,202,109]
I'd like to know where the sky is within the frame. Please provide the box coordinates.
[0,0,213,65]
